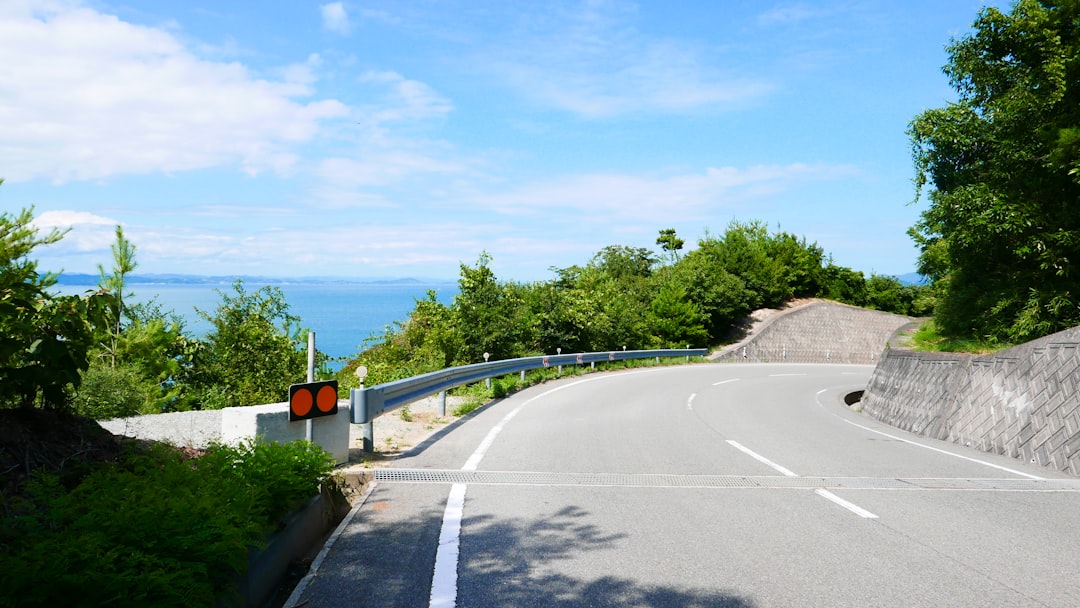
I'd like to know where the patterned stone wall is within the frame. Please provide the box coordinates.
[713,300,915,364]
[861,326,1080,476]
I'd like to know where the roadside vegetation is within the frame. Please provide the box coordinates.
[335,220,930,389]
[908,0,1080,346]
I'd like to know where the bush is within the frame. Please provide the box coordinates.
[0,439,336,608]
[73,363,154,419]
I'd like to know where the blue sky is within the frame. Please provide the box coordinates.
[2,0,1005,282]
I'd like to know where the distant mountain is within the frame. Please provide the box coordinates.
[53,273,454,286]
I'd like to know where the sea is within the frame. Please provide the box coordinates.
[54,280,458,368]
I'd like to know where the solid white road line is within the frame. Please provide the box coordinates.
[726,440,799,477]
[429,483,467,608]
[814,388,1045,480]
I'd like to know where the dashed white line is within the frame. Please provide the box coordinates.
[712,379,740,386]
[726,440,799,477]
[815,489,879,519]
[687,393,696,411]
[727,439,880,519]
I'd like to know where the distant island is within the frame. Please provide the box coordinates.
[53,273,455,286]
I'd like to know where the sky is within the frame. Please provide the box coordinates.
[1,0,1008,282]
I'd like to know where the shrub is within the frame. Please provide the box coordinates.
[0,439,336,608]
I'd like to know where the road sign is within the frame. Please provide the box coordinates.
[289,380,339,421]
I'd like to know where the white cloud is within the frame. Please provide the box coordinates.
[478,2,773,117]
[356,71,454,126]
[30,209,118,253]
[0,4,350,182]
[472,163,858,221]
[321,3,351,35]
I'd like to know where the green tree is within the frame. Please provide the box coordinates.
[909,0,1080,341]
[0,198,106,409]
[96,225,136,367]
[193,280,311,408]
[646,282,707,348]
[656,228,685,263]
[453,253,528,362]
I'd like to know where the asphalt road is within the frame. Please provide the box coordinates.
[292,363,1080,607]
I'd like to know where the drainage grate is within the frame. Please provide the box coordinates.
[371,469,1080,491]
[371,468,1080,492]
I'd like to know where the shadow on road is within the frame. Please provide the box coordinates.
[459,502,756,607]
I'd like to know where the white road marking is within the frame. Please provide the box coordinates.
[726,440,799,477]
[727,439,880,519]
[815,489,879,519]
[441,372,652,607]
[687,393,696,411]
[814,389,1045,480]
[462,376,608,471]
[712,379,740,386]
[429,483,467,608]
[769,373,807,377]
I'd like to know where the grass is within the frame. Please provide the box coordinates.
[907,319,1013,354]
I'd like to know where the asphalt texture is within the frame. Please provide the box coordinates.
[292,363,1080,607]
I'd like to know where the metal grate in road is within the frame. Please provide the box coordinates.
[372,469,1080,491]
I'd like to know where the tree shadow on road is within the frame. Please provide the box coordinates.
[459,503,756,607]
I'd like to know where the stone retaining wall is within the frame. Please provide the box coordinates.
[860,326,1080,476]
[713,300,914,364]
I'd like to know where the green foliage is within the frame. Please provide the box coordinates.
[73,363,155,419]
[193,280,312,407]
[646,282,708,347]
[0,439,335,608]
[453,252,531,362]
[339,221,922,382]
[660,251,754,340]
[909,318,1011,354]
[909,0,1080,342]
[655,228,685,262]
[96,225,137,367]
[695,221,795,309]
[0,202,107,410]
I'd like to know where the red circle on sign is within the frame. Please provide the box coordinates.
[291,388,313,417]
[316,385,337,413]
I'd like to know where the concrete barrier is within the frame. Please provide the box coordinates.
[101,400,351,465]
[860,326,1080,476]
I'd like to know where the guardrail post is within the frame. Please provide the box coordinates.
[439,390,447,417]
[557,348,562,375]
[483,353,491,388]
[520,370,526,382]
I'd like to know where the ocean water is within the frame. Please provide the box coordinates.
[56,282,458,365]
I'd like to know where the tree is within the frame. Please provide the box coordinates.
[0,197,105,409]
[656,228,685,262]
[452,253,527,362]
[95,225,137,367]
[909,0,1080,341]
[646,282,707,348]
[193,280,311,408]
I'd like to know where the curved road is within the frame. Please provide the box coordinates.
[294,363,1080,607]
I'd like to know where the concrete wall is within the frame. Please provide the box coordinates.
[712,300,915,364]
[860,326,1080,476]
[100,400,351,465]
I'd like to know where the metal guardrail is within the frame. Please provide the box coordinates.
[350,348,707,424]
